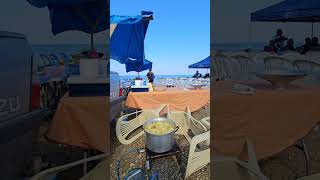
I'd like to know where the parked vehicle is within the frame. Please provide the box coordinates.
[110,71,124,121]
[0,31,46,180]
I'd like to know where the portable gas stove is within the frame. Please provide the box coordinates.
[145,141,182,170]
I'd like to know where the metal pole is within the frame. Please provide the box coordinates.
[249,22,252,49]
[312,22,314,37]
[91,33,94,50]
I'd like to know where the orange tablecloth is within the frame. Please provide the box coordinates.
[212,80,320,160]
[125,88,210,112]
[47,94,109,153]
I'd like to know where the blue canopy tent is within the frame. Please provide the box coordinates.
[110,11,153,64]
[188,56,210,69]
[251,0,320,37]
[26,0,109,50]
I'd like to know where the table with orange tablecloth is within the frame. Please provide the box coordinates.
[212,80,320,160]
[47,93,109,154]
[125,88,210,112]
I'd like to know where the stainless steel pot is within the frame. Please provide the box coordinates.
[143,117,179,153]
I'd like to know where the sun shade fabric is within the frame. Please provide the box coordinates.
[189,56,210,69]
[125,58,152,73]
[251,0,320,22]
[110,13,151,64]
[26,0,109,35]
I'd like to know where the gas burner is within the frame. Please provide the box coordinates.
[145,142,182,171]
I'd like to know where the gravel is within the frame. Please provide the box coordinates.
[110,104,210,180]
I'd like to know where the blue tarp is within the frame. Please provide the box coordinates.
[26,0,109,35]
[125,58,152,73]
[251,0,320,22]
[188,56,210,69]
[110,12,152,65]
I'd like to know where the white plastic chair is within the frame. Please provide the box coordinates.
[306,51,320,62]
[214,139,269,180]
[293,60,320,74]
[253,51,274,64]
[185,131,210,179]
[232,55,257,80]
[200,117,210,130]
[297,173,320,180]
[31,154,107,180]
[116,105,166,145]
[264,56,294,71]
[166,106,210,179]
[214,53,237,80]
[293,60,320,85]
[281,51,306,62]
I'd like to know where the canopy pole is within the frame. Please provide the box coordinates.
[90,33,94,50]
[312,22,314,37]
[249,22,252,49]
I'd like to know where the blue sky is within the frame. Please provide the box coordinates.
[110,0,210,76]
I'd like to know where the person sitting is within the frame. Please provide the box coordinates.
[264,40,277,53]
[272,29,288,49]
[283,38,296,51]
[310,37,320,51]
[298,37,312,54]
[204,73,210,78]
[193,71,201,78]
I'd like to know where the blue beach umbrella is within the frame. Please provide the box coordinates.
[125,58,152,73]
[26,0,109,50]
[110,12,153,64]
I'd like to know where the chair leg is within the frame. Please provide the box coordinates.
[301,139,309,176]
[83,151,87,176]
[295,139,309,176]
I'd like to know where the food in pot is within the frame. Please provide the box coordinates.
[144,121,174,135]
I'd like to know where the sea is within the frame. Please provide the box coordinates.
[31,43,274,84]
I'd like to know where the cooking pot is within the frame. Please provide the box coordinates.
[143,117,179,153]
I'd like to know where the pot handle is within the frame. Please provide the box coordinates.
[175,126,179,133]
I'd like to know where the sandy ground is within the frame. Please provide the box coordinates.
[109,104,211,180]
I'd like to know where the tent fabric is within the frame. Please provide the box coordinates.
[251,0,320,22]
[125,58,152,73]
[26,0,109,35]
[110,13,151,64]
[189,56,210,69]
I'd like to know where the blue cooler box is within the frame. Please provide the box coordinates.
[131,85,149,92]
[68,75,109,97]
